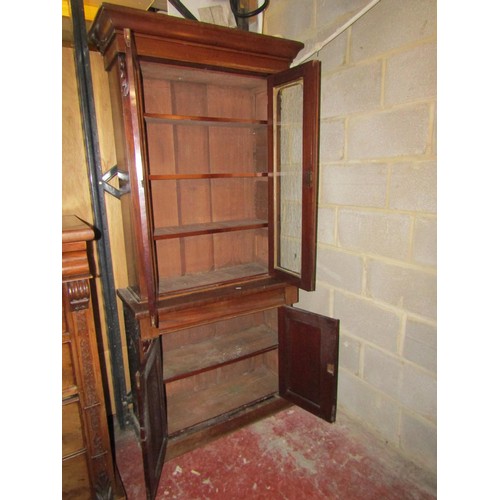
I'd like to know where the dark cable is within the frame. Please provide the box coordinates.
[230,0,270,18]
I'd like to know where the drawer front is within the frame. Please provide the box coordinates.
[62,341,76,396]
[62,399,85,457]
[62,453,91,499]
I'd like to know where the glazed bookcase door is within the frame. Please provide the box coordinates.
[268,61,321,291]
[123,28,158,326]
[278,305,339,422]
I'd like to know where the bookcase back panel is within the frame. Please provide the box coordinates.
[141,62,267,119]
[150,182,180,228]
[208,126,263,171]
[154,239,182,280]
[212,230,265,268]
[156,229,268,294]
[165,350,278,434]
[146,123,266,175]
[142,76,174,114]
[146,123,176,175]
[151,179,267,230]
[160,309,278,383]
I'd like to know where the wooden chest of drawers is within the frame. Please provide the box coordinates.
[62,215,120,498]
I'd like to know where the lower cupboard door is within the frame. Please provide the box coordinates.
[278,305,339,423]
[137,337,168,499]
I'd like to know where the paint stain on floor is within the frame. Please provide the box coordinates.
[115,407,436,500]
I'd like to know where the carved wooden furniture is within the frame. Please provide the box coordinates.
[62,215,120,498]
[90,5,339,498]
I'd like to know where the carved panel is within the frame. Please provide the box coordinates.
[76,311,99,406]
[95,469,114,500]
[119,56,129,97]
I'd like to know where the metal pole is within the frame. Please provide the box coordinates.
[69,0,127,428]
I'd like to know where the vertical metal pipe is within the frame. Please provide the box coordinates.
[236,0,250,30]
[69,0,127,427]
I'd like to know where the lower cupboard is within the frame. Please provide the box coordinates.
[122,285,339,500]
[163,309,279,434]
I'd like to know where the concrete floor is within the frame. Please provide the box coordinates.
[115,406,436,499]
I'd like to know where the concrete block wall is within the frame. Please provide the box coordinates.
[264,0,437,475]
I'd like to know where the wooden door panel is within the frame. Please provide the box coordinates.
[136,338,168,500]
[278,306,339,422]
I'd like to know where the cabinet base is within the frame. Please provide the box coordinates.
[166,396,292,461]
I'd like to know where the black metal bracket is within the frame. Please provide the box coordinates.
[101,166,130,199]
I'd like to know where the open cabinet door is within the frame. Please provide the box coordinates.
[268,60,321,291]
[123,28,158,327]
[279,306,339,422]
[135,338,168,499]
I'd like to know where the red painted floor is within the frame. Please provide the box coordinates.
[115,407,436,500]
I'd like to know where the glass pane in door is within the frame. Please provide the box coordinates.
[274,80,304,276]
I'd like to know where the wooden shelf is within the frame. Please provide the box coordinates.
[144,112,267,126]
[149,172,268,180]
[158,263,268,294]
[163,325,278,382]
[154,219,268,240]
[166,365,278,434]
